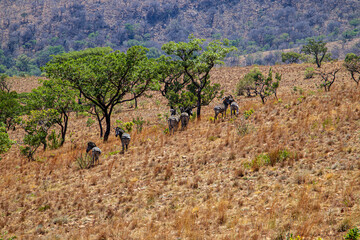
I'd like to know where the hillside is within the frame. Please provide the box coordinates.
[1,62,360,239]
[0,0,360,76]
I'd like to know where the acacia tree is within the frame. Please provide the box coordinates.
[25,79,79,146]
[44,46,157,141]
[162,35,236,119]
[317,68,340,92]
[344,53,360,86]
[301,39,328,68]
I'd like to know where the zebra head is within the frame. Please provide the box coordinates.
[86,141,97,153]
[115,127,125,137]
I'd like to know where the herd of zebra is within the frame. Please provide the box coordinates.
[85,95,239,167]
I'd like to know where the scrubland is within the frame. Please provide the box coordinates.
[1,62,360,239]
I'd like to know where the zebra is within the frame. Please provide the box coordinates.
[180,107,193,131]
[86,142,102,166]
[229,95,239,117]
[213,96,232,121]
[168,112,180,135]
[115,127,131,153]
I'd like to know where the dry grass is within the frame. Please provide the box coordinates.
[1,61,360,239]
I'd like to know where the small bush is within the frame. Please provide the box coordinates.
[304,67,315,79]
[344,227,360,240]
[132,117,145,133]
[86,117,95,127]
[75,153,93,169]
[244,108,254,119]
[48,130,60,150]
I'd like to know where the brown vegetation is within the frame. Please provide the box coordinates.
[1,61,360,239]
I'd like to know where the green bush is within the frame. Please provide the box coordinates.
[133,117,145,133]
[0,123,14,160]
[244,108,254,119]
[345,227,360,240]
[304,67,315,79]
[236,67,262,97]
[75,153,94,169]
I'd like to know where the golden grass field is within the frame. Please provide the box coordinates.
[1,61,360,239]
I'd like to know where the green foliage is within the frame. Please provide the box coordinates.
[115,120,134,133]
[25,78,80,146]
[301,38,328,68]
[0,231,17,240]
[0,122,14,160]
[44,46,157,141]
[38,204,50,212]
[0,90,22,130]
[47,130,60,150]
[342,29,359,40]
[75,153,94,169]
[304,67,315,79]
[19,109,59,161]
[281,52,302,64]
[244,108,254,119]
[132,117,145,133]
[35,45,65,67]
[236,67,263,97]
[344,227,360,240]
[161,34,236,118]
[86,117,95,127]
[344,53,360,86]
[255,68,281,104]
[350,19,360,27]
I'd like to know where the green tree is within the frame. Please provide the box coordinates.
[20,109,59,160]
[44,47,157,141]
[344,53,360,86]
[254,68,281,104]
[25,79,80,146]
[0,90,22,131]
[35,45,65,67]
[162,35,236,118]
[0,122,14,160]
[301,39,328,68]
[281,52,302,64]
[236,67,263,97]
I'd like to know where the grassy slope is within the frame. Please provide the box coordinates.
[1,62,360,239]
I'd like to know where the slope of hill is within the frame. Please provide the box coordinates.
[1,62,360,239]
[0,0,359,75]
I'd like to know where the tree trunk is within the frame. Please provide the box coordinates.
[134,94,138,109]
[60,113,68,146]
[196,91,201,119]
[103,113,111,142]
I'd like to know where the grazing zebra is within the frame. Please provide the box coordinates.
[115,127,131,153]
[86,141,102,166]
[180,107,193,130]
[214,96,232,121]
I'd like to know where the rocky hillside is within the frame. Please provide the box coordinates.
[1,0,359,55]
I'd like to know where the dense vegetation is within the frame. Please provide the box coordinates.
[0,0,360,75]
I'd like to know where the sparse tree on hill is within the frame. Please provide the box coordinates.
[162,35,236,119]
[344,53,360,86]
[316,68,340,92]
[44,47,157,142]
[236,67,263,97]
[254,68,281,104]
[19,109,59,160]
[25,79,80,146]
[301,39,328,68]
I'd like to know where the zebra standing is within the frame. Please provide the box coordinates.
[86,141,102,166]
[115,127,131,153]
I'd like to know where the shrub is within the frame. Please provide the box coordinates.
[236,67,263,97]
[75,153,94,169]
[244,108,254,119]
[86,117,95,127]
[47,130,60,150]
[0,122,14,160]
[304,67,315,79]
[344,227,360,240]
[133,117,145,133]
[281,52,301,64]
